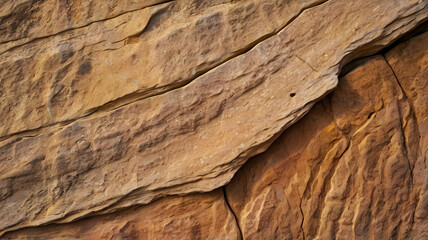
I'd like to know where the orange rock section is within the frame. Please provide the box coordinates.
[225,31,428,239]
[2,190,240,240]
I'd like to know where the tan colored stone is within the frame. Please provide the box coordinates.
[225,33,428,239]
[0,0,427,236]
[0,0,166,45]
[2,190,240,240]
[0,0,324,138]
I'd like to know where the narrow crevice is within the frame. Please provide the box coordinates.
[0,0,175,54]
[0,0,331,143]
[223,187,243,240]
[382,55,417,185]
[383,55,406,98]
[299,198,306,240]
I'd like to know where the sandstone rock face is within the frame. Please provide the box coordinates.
[1,0,427,238]
[0,0,325,137]
[2,190,241,239]
[225,31,428,239]
[385,31,428,239]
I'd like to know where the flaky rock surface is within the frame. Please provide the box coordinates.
[0,0,427,238]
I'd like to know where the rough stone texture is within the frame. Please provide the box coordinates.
[0,0,166,45]
[0,0,427,238]
[0,0,325,138]
[385,31,428,239]
[2,190,241,239]
[225,31,428,239]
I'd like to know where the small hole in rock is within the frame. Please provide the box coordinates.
[290,93,296,97]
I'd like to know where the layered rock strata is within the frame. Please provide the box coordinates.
[3,28,426,240]
[0,0,427,238]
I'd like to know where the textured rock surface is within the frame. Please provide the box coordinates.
[385,31,428,239]
[2,190,241,239]
[225,31,428,239]
[1,0,427,238]
[3,31,426,240]
[0,0,325,137]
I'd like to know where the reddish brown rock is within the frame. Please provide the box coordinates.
[2,189,240,240]
[225,32,428,239]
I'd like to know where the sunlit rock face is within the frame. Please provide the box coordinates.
[0,0,427,238]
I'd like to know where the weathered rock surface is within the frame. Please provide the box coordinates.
[0,0,166,46]
[2,189,241,239]
[3,30,426,240]
[225,31,428,239]
[385,31,428,239]
[0,0,428,238]
[0,0,325,137]
[1,0,427,238]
